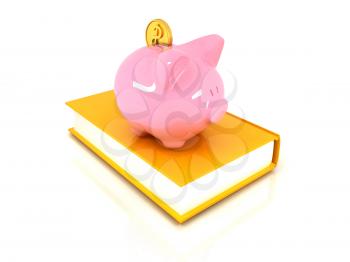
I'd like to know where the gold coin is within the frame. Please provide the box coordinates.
[146,19,173,47]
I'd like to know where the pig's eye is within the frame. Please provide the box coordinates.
[170,56,198,92]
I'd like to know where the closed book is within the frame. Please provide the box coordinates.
[66,90,280,223]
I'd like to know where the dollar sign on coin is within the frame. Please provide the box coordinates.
[146,19,172,47]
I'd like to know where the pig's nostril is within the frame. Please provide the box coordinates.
[216,86,219,93]
[210,89,214,96]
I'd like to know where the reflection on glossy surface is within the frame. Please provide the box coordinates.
[71,133,278,260]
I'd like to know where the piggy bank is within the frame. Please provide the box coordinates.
[114,34,228,148]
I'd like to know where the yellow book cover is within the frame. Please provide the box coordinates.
[66,90,280,223]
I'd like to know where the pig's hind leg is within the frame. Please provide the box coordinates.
[130,125,147,137]
[161,139,186,149]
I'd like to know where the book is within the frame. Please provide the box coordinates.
[66,90,280,223]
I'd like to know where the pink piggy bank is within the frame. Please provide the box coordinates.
[114,34,228,148]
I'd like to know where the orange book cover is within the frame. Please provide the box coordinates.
[66,90,280,223]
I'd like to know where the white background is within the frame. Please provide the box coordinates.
[1,0,350,261]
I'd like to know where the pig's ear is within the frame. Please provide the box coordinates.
[178,34,224,67]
